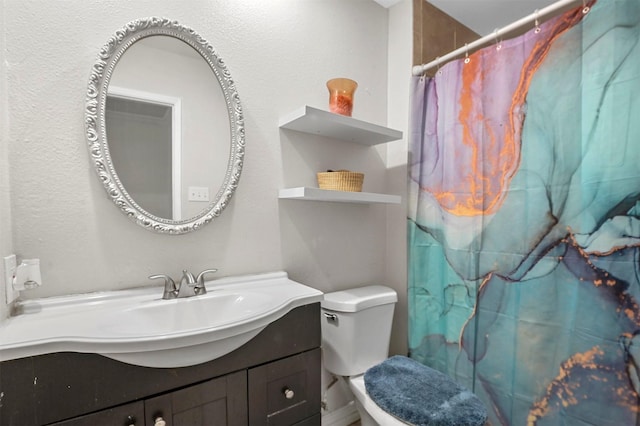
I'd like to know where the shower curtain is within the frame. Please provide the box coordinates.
[408,0,640,424]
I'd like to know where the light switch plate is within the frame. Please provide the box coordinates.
[4,254,17,304]
[188,186,210,202]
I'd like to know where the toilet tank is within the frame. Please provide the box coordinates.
[321,285,397,377]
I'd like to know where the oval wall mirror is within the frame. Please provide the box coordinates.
[85,17,244,234]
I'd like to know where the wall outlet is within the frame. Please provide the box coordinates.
[4,254,17,304]
[188,186,210,202]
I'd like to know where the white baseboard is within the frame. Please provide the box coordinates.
[322,401,360,426]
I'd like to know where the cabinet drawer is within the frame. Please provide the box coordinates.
[248,349,321,426]
[50,401,144,426]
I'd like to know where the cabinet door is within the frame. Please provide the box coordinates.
[50,401,144,426]
[144,370,247,426]
[248,349,321,426]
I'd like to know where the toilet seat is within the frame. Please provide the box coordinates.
[348,374,410,426]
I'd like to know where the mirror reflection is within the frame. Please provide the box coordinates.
[106,35,231,221]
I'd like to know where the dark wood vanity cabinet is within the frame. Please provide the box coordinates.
[0,304,321,426]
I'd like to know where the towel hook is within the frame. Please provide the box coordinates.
[582,0,590,14]
[494,28,502,51]
[534,9,541,34]
[464,43,470,64]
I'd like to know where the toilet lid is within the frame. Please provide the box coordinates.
[322,285,397,312]
[364,356,488,426]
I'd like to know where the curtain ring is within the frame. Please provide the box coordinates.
[582,0,590,14]
[494,28,502,51]
[435,56,442,76]
[534,9,541,33]
[464,44,470,64]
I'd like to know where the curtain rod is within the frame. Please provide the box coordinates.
[411,0,585,76]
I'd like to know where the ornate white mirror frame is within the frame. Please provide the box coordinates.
[85,17,245,234]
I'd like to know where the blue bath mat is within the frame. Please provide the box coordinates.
[364,355,487,426]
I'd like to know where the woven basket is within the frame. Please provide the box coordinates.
[317,170,364,192]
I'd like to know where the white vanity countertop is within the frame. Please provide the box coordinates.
[0,271,323,368]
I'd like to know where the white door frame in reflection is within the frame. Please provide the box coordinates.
[107,86,183,220]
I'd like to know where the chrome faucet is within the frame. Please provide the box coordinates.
[149,268,218,300]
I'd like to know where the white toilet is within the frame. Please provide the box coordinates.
[321,285,489,426]
[321,285,408,426]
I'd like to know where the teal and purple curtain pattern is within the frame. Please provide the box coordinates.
[408,0,640,424]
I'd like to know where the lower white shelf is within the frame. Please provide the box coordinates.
[279,187,401,204]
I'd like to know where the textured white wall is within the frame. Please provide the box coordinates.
[0,0,13,319]
[386,0,411,357]
[2,0,391,300]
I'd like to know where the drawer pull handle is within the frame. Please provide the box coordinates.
[283,387,295,399]
[154,417,167,426]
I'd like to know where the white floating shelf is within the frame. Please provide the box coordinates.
[279,106,403,146]
[279,187,401,204]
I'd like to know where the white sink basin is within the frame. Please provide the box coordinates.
[0,272,323,368]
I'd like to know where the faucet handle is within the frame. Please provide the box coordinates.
[149,274,177,299]
[149,274,174,284]
[196,268,218,286]
[193,269,217,296]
